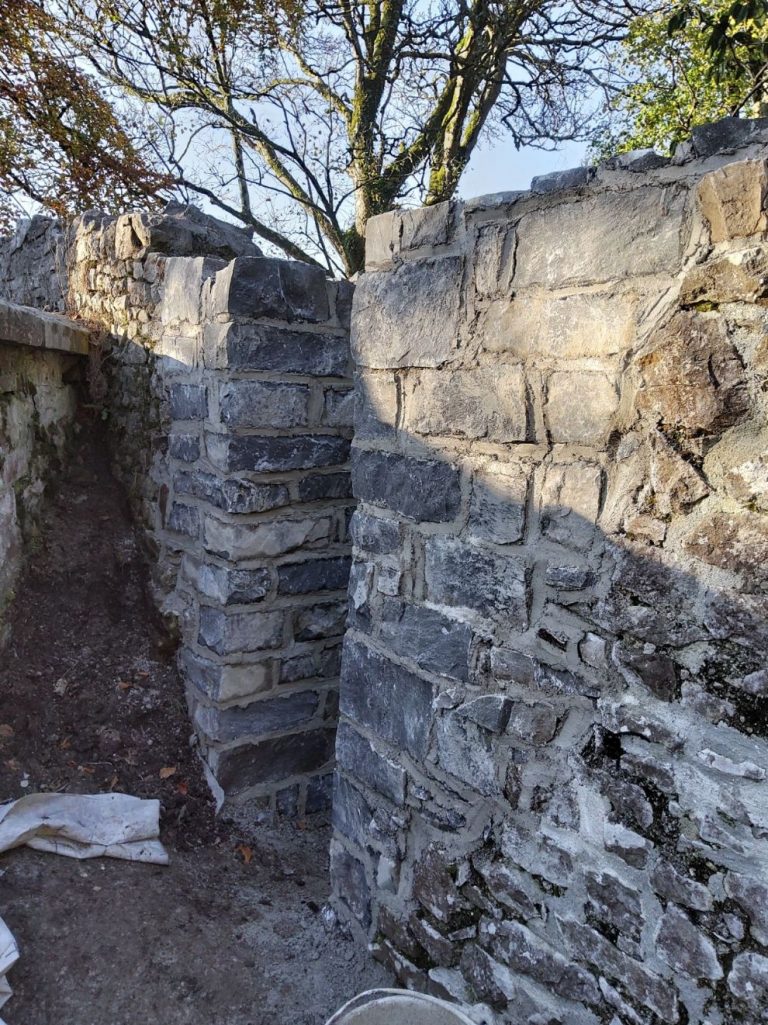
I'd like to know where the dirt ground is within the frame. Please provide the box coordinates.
[0,418,389,1025]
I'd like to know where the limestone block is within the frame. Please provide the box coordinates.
[540,462,602,549]
[294,601,347,641]
[354,371,398,439]
[166,501,199,538]
[425,536,528,626]
[655,906,722,980]
[682,510,768,588]
[681,246,768,305]
[340,637,435,760]
[203,513,332,560]
[209,728,335,794]
[174,468,290,515]
[514,186,687,288]
[323,387,355,427]
[472,222,515,297]
[728,952,768,1011]
[651,861,713,912]
[297,471,352,503]
[330,840,371,928]
[400,201,454,251]
[194,689,319,743]
[377,599,473,680]
[169,382,208,421]
[218,380,309,429]
[704,423,768,511]
[436,711,501,795]
[469,462,528,544]
[491,921,600,1005]
[531,166,595,194]
[352,449,462,523]
[335,722,406,804]
[160,256,224,326]
[203,322,349,376]
[181,649,274,703]
[696,159,768,243]
[349,511,401,554]
[352,256,463,368]
[277,556,351,595]
[211,257,330,322]
[206,432,350,473]
[365,210,402,269]
[182,557,271,605]
[482,291,635,359]
[546,370,618,447]
[402,366,527,441]
[198,606,285,654]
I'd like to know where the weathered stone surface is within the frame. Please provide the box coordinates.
[332,774,374,849]
[651,861,713,912]
[350,512,400,554]
[183,558,271,605]
[728,951,768,1010]
[204,514,332,560]
[181,650,273,703]
[436,711,502,794]
[696,157,768,242]
[174,469,290,514]
[207,433,350,473]
[169,433,201,463]
[166,502,199,538]
[724,873,768,945]
[194,690,319,742]
[586,872,643,946]
[403,366,527,442]
[682,511,768,586]
[127,201,261,260]
[211,257,330,322]
[656,906,722,980]
[324,387,355,427]
[482,291,635,359]
[469,462,528,544]
[277,556,351,595]
[218,381,309,428]
[354,371,398,440]
[681,247,768,305]
[294,601,347,641]
[297,471,352,503]
[378,600,472,680]
[169,382,208,421]
[412,846,464,923]
[352,449,461,523]
[211,728,335,794]
[336,722,406,804]
[352,256,463,368]
[400,202,454,251]
[515,186,687,288]
[340,637,435,759]
[491,921,600,1005]
[198,607,284,654]
[204,322,349,376]
[330,841,372,928]
[531,166,595,194]
[540,462,602,549]
[546,371,618,447]
[425,536,528,625]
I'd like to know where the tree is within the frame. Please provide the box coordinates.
[594,0,768,158]
[0,0,165,232]
[4,1,655,274]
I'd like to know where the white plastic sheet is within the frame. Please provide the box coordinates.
[0,792,167,1022]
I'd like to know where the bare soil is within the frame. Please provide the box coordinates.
[0,418,388,1025]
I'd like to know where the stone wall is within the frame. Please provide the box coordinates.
[332,137,768,1023]
[0,206,355,815]
[0,300,89,643]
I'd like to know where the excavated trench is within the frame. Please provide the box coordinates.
[0,419,387,1024]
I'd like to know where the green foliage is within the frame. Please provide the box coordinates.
[595,0,768,158]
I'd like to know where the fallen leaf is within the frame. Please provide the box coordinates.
[235,844,253,865]
[175,780,189,796]
[79,765,96,775]
[116,681,132,692]
[159,765,177,779]
[109,775,119,790]
[5,759,21,771]
[136,671,150,679]
[0,724,14,738]
[59,736,71,750]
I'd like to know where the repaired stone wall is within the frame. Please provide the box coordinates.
[333,135,768,1023]
[0,300,89,643]
[0,205,354,815]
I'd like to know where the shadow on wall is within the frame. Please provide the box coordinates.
[331,162,768,1025]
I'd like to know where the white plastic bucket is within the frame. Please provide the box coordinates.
[326,988,478,1025]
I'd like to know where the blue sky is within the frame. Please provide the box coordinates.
[459,136,589,199]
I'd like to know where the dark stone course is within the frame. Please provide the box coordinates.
[336,722,406,804]
[298,471,353,503]
[197,690,319,743]
[222,323,349,376]
[352,449,462,523]
[169,382,208,420]
[350,511,401,554]
[168,433,201,462]
[166,502,199,538]
[214,728,336,794]
[278,556,352,595]
[213,434,351,474]
[378,600,472,681]
[331,842,371,929]
[174,468,290,514]
[340,637,435,760]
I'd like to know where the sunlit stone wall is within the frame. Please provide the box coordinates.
[332,131,768,1025]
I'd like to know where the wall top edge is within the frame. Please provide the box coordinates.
[0,298,91,356]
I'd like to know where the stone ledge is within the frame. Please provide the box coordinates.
[0,298,90,355]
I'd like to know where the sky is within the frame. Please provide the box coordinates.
[459,136,590,200]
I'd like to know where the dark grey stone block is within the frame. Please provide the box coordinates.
[198,606,284,655]
[212,434,351,473]
[169,383,208,420]
[280,653,317,684]
[174,468,290,514]
[330,840,371,928]
[214,728,336,794]
[298,471,353,503]
[350,511,400,554]
[219,380,310,429]
[168,433,200,462]
[216,256,330,321]
[294,602,347,642]
[305,771,333,813]
[195,689,319,743]
[278,556,352,595]
[336,722,406,804]
[378,600,472,681]
[531,166,595,194]
[340,637,435,759]
[425,537,528,626]
[166,502,199,538]
[352,449,461,522]
[332,774,374,847]
[223,324,349,376]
